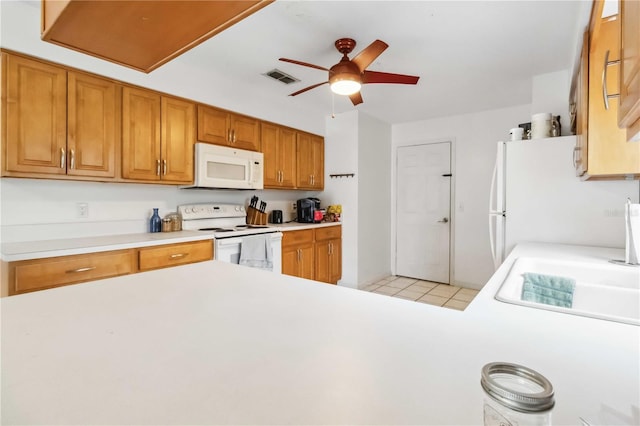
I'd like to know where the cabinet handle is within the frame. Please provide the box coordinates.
[297,249,301,262]
[66,266,96,273]
[329,242,332,255]
[170,253,187,259]
[602,50,621,110]
[60,148,66,169]
[227,129,232,143]
[163,159,167,175]
[279,170,283,183]
[156,159,161,176]
[70,149,75,169]
[232,129,237,143]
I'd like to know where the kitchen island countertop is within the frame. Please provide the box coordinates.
[1,242,638,425]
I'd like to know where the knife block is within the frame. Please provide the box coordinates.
[246,206,267,225]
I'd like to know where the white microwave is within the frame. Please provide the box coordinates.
[184,143,264,190]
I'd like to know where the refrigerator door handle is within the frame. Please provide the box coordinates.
[489,145,500,268]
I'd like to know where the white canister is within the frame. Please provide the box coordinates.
[531,113,552,139]
[509,127,524,141]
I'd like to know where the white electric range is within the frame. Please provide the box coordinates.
[178,203,282,273]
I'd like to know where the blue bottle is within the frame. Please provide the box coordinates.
[149,208,161,233]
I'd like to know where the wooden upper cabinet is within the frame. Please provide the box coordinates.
[296,132,324,190]
[161,96,195,183]
[41,0,273,73]
[583,15,640,178]
[122,87,194,183]
[197,105,260,151]
[67,71,118,178]
[262,122,296,188]
[3,53,67,175]
[619,0,640,141]
[122,87,161,180]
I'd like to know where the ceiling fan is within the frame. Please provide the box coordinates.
[279,38,420,106]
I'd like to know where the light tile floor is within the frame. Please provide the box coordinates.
[362,276,479,311]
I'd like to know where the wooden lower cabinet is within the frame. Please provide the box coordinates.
[282,226,341,284]
[7,249,137,295]
[138,240,213,271]
[282,229,314,280]
[314,226,342,285]
[4,239,213,296]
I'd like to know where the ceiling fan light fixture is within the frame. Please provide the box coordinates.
[330,78,361,96]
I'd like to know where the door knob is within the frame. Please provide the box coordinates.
[437,217,449,223]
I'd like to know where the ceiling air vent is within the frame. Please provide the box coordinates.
[264,69,300,85]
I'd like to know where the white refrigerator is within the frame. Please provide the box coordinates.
[489,136,639,270]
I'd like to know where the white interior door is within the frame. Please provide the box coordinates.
[396,142,451,283]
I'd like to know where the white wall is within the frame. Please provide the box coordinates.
[531,70,571,136]
[357,113,392,286]
[323,111,392,288]
[0,178,317,242]
[323,111,359,286]
[393,104,533,289]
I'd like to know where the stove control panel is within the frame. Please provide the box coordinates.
[178,203,246,220]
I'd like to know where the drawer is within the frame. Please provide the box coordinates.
[282,229,314,247]
[315,225,342,241]
[138,240,213,271]
[9,249,136,295]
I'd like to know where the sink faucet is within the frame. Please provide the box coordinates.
[625,198,639,266]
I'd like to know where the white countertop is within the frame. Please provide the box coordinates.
[0,231,215,262]
[1,242,638,425]
[0,223,340,262]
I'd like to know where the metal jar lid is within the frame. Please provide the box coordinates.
[481,362,555,413]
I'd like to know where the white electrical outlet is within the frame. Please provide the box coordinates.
[77,202,89,218]
[291,202,297,211]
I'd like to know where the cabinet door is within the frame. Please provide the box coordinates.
[575,31,589,176]
[280,127,297,188]
[3,54,67,175]
[587,17,640,176]
[261,122,280,187]
[161,96,195,183]
[314,238,340,284]
[296,132,324,189]
[296,132,313,188]
[282,245,300,277]
[67,71,118,178]
[197,105,229,145]
[299,244,315,280]
[310,134,324,189]
[122,87,161,180]
[619,0,640,137]
[231,114,260,151]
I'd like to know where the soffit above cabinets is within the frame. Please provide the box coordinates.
[41,0,273,73]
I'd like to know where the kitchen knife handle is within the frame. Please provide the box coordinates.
[163,159,167,175]
[156,159,161,176]
[60,147,66,169]
[70,149,75,169]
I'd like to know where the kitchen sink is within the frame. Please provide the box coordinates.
[495,257,640,326]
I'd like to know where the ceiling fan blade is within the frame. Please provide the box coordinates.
[362,70,420,85]
[349,91,363,106]
[279,58,329,72]
[351,39,388,71]
[289,81,329,96]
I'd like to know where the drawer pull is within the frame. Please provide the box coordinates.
[66,266,96,273]
[170,253,188,259]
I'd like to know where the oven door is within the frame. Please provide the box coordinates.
[215,232,282,274]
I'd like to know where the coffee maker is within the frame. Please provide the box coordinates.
[296,198,320,223]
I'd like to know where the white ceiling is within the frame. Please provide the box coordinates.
[173,0,589,125]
